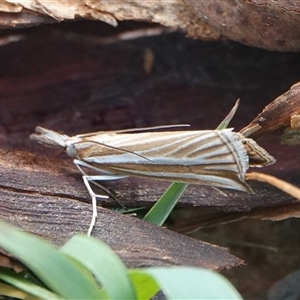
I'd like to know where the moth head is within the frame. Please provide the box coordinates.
[30,127,83,158]
[65,137,82,158]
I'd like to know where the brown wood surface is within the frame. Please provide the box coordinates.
[2,1,300,51]
[0,148,242,269]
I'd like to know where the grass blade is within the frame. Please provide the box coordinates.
[128,270,160,300]
[0,267,62,299]
[136,267,243,299]
[0,221,103,299]
[61,235,136,300]
[217,99,240,130]
[143,183,187,225]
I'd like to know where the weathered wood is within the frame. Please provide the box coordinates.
[241,82,300,139]
[2,1,300,51]
[186,0,300,51]
[0,149,242,269]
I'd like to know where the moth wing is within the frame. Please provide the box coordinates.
[78,129,251,192]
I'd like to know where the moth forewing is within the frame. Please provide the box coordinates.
[30,126,275,235]
[72,129,251,191]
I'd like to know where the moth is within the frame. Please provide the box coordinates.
[31,125,275,235]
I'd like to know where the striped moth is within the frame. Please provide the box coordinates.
[31,125,275,235]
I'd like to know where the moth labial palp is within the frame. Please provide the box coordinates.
[30,125,275,236]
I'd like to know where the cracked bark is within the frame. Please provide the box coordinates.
[0,148,242,269]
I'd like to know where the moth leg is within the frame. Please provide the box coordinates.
[74,159,127,235]
[81,175,105,236]
[83,174,125,236]
[74,159,126,207]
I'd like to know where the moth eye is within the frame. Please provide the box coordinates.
[66,145,76,158]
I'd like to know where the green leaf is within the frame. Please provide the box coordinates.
[61,235,136,300]
[0,221,103,299]
[0,268,61,299]
[136,267,243,299]
[128,270,160,300]
[216,99,240,130]
[0,281,36,300]
[143,182,188,225]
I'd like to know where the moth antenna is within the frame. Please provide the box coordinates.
[77,164,125,208]
[113,124,191,133]
[76,124,191,138]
